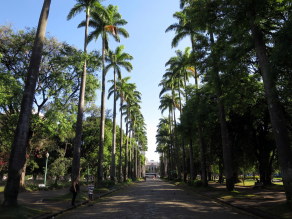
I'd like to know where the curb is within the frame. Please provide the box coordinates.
[33,187,121,219]
[208,195,277,219]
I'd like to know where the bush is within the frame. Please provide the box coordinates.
[188,180,203,187]
[125,178,132,183]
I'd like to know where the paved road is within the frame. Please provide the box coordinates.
[57,179,255,219]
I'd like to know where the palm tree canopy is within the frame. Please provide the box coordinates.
[78,4,129,48]
[105,45,133,78]
[67,0,104,20]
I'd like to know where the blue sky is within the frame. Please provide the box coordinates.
[0,0,190,162]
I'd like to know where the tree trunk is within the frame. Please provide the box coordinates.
[124,117,129,181]
[194,68,208,187]
[167,146,171,179]
[20,160,27,189]
[134,143,137,179]
[218,158,224,184]
[72,5,89,186]
[199,129,208,186]
[110,70,117,182]
[210,32,234,191]
[98,33,107,182]
[189,138,195,181]
[3,0,51,206]
[250,20,292,202]
[173,105,181,180]
[178,86,187,182]
[119,98,124,182]
[128,131,133,179]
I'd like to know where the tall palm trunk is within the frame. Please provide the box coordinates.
[210,32,234,191]
[3,0,51,206]
[173,104,181,179]
[128,128,132,179]
[168,109,174,179]
[110,69,117,182]
[98,33,106,182]
[178,83,187,182]
[119,98,123,182]
[124,115,129,180]
[134,143,138,179]
[194,70,208,187]
[72,6,90,185]
[189,137,195,180]
[250,18,292,203]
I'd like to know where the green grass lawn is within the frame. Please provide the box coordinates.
[45,191,88,202]
[235,179,283,187]
[0,205,44,218]
[0,186,4,192]
[235,179,256,187]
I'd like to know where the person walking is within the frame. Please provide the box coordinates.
[70,181,80,206]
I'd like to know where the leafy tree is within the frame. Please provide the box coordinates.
[48,149,71,185]
[3,0,51,206]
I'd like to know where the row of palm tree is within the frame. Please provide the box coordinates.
[157,0,292,205]
[67,0,138,184]
[3,0,147,206]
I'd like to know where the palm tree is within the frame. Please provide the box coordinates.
[166,9,198,52]
[185,66,207,186]
[115,77,135,181]
[123,88,142,179]
[67,0,103,186]
[106,46,133,182]
[156,117,171,178]
[4,0,51,206]
[80,5,129,181]
[164,49,193,181]
[120,82,141,180]
[158,93,178,179]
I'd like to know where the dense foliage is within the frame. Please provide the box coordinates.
[157,0,292,204]
[1,0,147,206]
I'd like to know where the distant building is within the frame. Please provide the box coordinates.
[146,159,159,174]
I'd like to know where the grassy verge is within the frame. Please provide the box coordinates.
[45,191,88,203]
[174,180,291,219]
[0,205,44,218]
[259,203,292,219]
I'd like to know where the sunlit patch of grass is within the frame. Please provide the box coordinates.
[219,190,256,200]
[95,187,110,193]
[0,205,44,218]
[273,182,283,186]
[221,195,234,200]
[235,180,256,187]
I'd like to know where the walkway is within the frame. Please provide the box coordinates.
[56,179,255,218]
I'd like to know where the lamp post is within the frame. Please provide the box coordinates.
[44,152,49,186]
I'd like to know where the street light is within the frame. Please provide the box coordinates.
[44,152,49,186]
